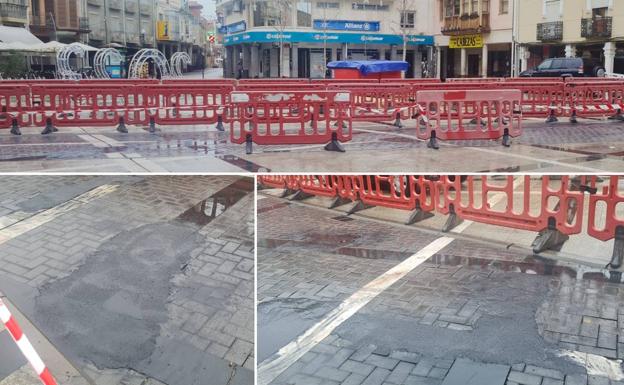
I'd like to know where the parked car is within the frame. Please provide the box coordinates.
[519,57,605,78]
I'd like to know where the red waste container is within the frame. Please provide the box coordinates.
[327,60,408,80]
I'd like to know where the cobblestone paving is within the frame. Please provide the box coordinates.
[0,176,254,385]
[2,118,624,172]
[258,195,624,385]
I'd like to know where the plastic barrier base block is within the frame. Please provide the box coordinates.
[325,133,346,153]
[289,190,314,201]
[245,134,253,155]
[608,226,624,269]
[608,109,624,121]
[405,204,435,225]
[531,217,570,253]
[502,129,511,147]
[148,116,157,133]
[216,115,225,132]
[427,132,440,150]
[442,207,463,232]
[117,117,128,133]
[281,188,298,198]
[41,118,56,135]
[393,113,403,128]
[328,196,352,209]
[10,118,20,136]
[346,200,371,215]
[569,110,578,124]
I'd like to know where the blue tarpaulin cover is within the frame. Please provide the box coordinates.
[326,60,408,75]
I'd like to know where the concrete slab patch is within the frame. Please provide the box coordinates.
[441,358,510,385]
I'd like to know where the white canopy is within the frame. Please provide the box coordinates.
[0,25,42,45]
[0,40,98,53]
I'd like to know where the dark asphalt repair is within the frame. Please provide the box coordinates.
[3,180,255,385]
[258,218,624,380]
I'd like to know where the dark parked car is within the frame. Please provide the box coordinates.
[519,57,605,78]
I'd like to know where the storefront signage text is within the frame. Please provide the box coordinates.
[449,34,483,49]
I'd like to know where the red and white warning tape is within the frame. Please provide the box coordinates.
[0,298,58,385]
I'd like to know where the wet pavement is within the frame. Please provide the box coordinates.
[0,176,254,385]
[0,118,623,172]
[257,193,624,385]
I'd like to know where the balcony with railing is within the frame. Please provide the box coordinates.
[0,1,28,24]
[79,17,90,31]
[537,21,563,41]
[441,13,490,35]
[581,17,612,39]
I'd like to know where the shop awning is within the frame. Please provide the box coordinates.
[327,60,409,75]
[0,25,43,45]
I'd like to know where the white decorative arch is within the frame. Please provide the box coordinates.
[94,48,123,79]
[128,49,171,79]
[170,52,191,77]
[56,43,86,80]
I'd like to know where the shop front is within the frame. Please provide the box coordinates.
[223,30,434,79]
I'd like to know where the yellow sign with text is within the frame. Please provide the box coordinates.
[157,21,171,41]
[449,34,483,49]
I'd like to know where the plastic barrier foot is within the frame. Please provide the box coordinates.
[289,190,314,201]
[502,128,511,147]
[441,204,463,232]
[245,134,253,155]
[393,112,403,128]
[148,116,157,133]
[345,200,371,215]
[531,217,569,253]
[328,196,351,209]
[216,115,225,132]
[41,118,56,135]
[333,121,348,129]
[608,109,624,121]
[608,226,624,269]
[405,203,434,225]
[280,188,298,198]
[569,110,578,124]
[324,133,345,153]
[116,117,128,133]
[546,105,558,123]
[10,118,21,136]
[427,132,440,150]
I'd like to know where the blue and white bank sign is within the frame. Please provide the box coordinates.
[313,20,380,32]
[223,31,434,46]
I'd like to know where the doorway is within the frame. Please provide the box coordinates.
[298,48,310,78]
[468,54,480,77]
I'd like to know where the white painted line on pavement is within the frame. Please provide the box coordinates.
[258,236,455,385]
[258,177,528,384]
[0,184,119,245]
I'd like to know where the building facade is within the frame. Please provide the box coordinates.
[217,0,436,78]
[29,0,89,42]
[517,0,623,74]
[85,0,155,49]
[0,0,28,28]
[434,0,513,78]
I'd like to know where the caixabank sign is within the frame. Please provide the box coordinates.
[223,31,434,46]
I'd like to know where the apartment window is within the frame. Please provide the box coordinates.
[400,11,415,28]
[253,0,292,27]
[483,0,489,13]
[317,1,338,8]
[461,0,468,13]
[471,0,478,13]
[592,7,607,17]
[352,3,388,10]
[445,0,460,16]
[500,0,508,13]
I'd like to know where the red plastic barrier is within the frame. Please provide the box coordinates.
[416,89,522,145]
[144,84,233,126]
[0,85,32,128]
[329,85,416,123]
[588,176,624,241]
[435,176,585,235]
[298,175,340,197]
[446,78,504,83]
[565,81,624,117]
[356,175,435,212]
[258,175,287,188]
[228,90,352,146]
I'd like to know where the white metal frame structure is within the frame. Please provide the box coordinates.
[93,48,123,79]
[56,42,86,80]
[170,52,191,77]
[128,48,171,79]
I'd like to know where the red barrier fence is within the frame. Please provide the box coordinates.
[228,90,352,153]
[415,89,522,148]
[260,175,622,266]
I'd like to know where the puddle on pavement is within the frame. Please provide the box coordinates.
[177,178,252,226]
[430,253,624,284]
[217,155,267,172]
[337,247,413,261]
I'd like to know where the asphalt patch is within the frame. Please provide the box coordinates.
[33,221,201,370]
